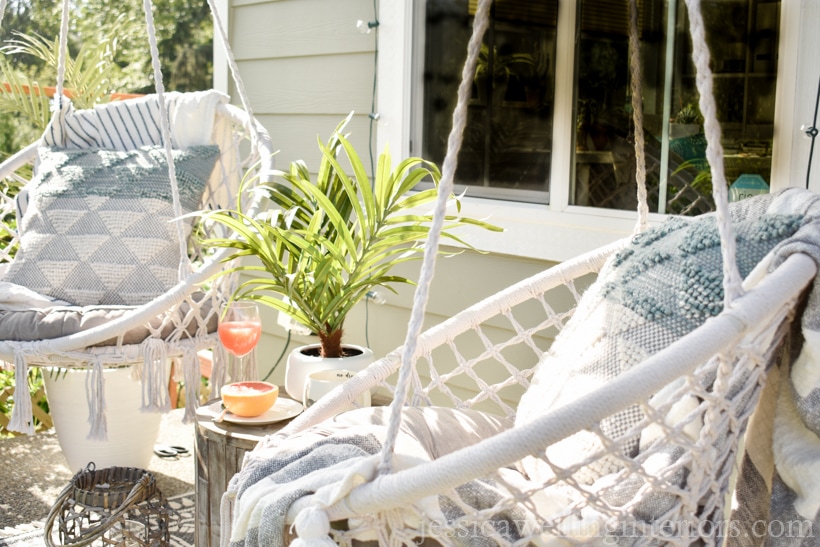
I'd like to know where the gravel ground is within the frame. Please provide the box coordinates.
[0,408,195,530]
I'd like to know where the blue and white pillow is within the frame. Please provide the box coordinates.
[515,208,804,487]
[5,145,218,306]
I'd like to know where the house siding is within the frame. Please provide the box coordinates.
[221,0,555,392]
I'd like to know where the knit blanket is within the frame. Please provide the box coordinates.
[223,406,525,547]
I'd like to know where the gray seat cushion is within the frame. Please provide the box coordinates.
[0,294,216,347]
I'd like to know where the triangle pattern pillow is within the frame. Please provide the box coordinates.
[5,145,219,306]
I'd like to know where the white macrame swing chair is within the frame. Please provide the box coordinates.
[0,0,273,437]
[222,0,820,546]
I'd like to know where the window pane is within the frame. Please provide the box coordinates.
[572,0,780,215]
[419,0,558,203]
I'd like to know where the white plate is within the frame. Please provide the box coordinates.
[207,398,303,425]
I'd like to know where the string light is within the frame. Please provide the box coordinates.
[356,19,379,34]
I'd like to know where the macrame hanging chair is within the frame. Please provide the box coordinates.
[0,0,273,436]
[222,0,820,546]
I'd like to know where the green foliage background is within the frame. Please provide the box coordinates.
[0,0,214,158]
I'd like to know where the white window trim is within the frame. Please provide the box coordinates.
[376,0,817,263]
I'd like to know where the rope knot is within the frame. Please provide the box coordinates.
[291,505,336,547]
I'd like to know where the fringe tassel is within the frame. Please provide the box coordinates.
[7,350,34,435]
[140,338,170,413]
[182,344,200,423]
[220,480,236,547]
[86,360,108,441]
[174,356,185,383]
[291,506,336,547]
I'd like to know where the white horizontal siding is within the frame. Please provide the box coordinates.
[235,56,374,115]
[256,113,375,176]
[231,0,375,61]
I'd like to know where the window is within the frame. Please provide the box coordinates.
[573,0,780,215]
[415,0,558,203]
[412,0,781,215]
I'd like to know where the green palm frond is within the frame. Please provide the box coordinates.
[0,21,128,135]
[0,56,51,136]
[199,113,503,357]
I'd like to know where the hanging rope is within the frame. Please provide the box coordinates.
[628,0,649,233]
[54,0,71,110]
[377,0,493,476]
[206,0,262,154]
[141,0,192,281]
[683,0,743,306]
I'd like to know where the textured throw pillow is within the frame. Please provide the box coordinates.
[4,145,219,306]
[515,210,804,488]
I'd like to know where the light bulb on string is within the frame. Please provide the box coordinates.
[356,19,379,34]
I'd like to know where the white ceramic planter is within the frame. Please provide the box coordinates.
[284,343,374,401]
[43,366,163,472]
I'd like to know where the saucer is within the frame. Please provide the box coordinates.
[207,398,303,425]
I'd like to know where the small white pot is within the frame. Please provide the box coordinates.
[44,366,163,472]
[304,369,372,410]
[284,343,374,400]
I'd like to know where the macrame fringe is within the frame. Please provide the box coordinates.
[220,484,235,547]
[85,360,108,441]
[7,350,34,435]
[291,506,336,547]
[140,338,171,413]
[381,509,413,547]
[182,344,201,423]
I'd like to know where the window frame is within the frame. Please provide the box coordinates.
[376,0,815,263]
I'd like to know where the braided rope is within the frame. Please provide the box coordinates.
[683,0,743,305]
[376,0,493,476]
[628,0,649,233]
[141,0,191,280]
[206,0,262,154]
[54,0,70,109]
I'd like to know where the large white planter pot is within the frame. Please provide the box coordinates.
[284,344,374,401]
[43,366,163,472]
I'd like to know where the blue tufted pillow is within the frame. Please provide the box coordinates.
[515,211,803,487]
[4,145,219,306]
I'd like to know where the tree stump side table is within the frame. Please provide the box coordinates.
[194,393,296,547]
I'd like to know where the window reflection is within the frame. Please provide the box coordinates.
[420,0,558,202]
[573,0,780,215]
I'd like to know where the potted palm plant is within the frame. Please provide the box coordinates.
[199,113,502,398]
